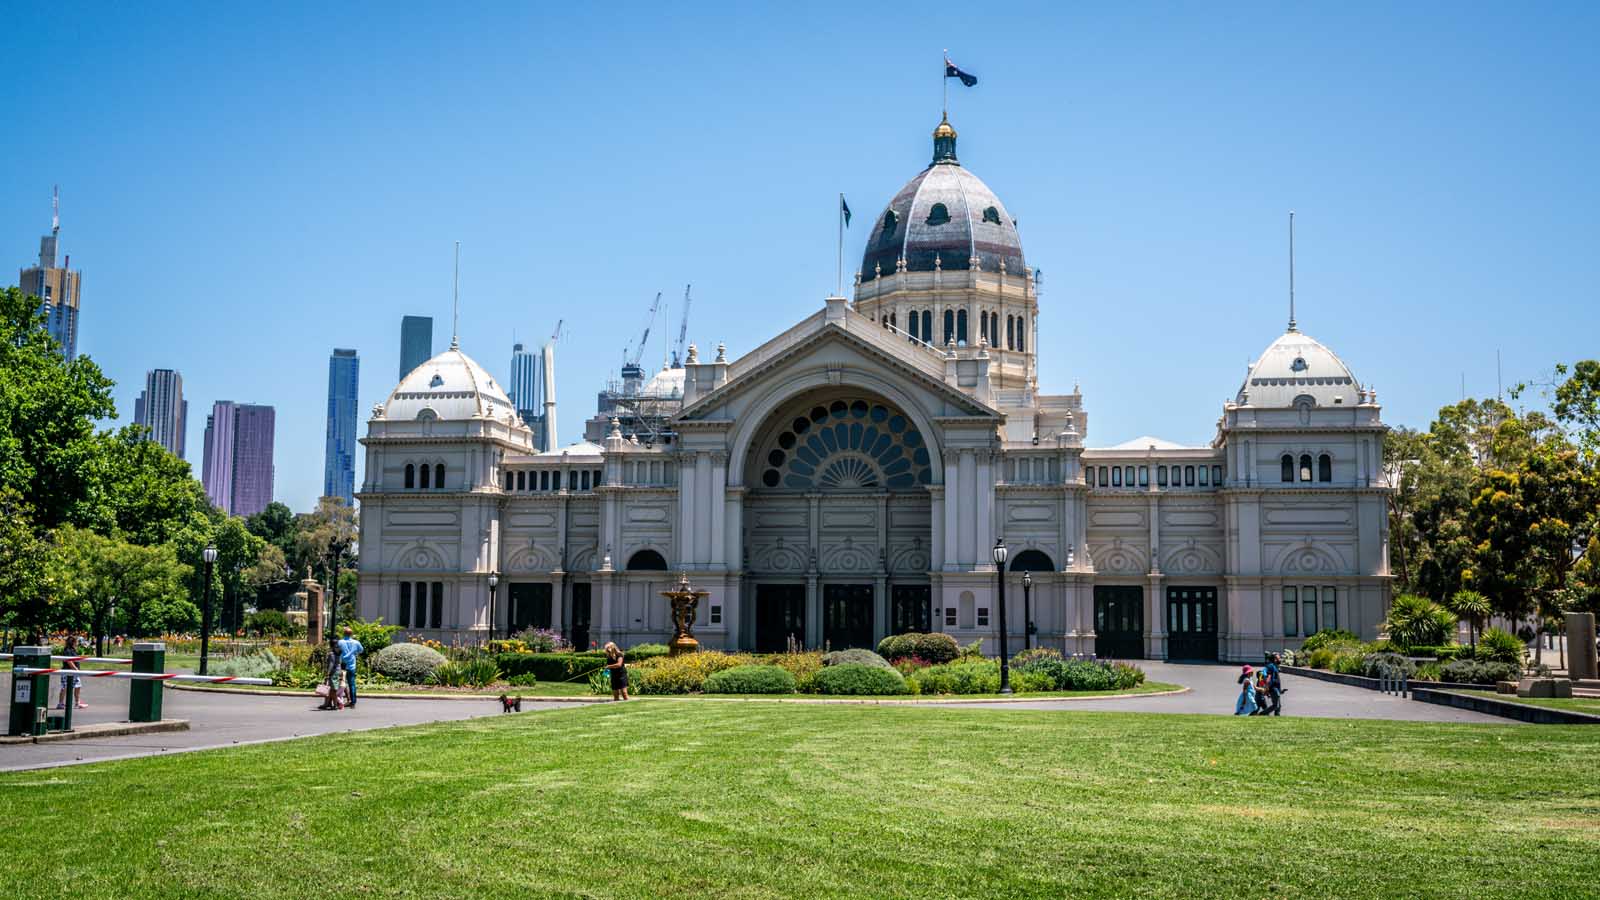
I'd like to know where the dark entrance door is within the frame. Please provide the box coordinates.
[570,583,592,651]
[756,584,805,652]
[1166,586,1218,660]
[1094,585,1144,659]
[823,584,874,649]
[509,583,553,633]
[890,585,931,635]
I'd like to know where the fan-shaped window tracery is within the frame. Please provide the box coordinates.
[755,398,933,491]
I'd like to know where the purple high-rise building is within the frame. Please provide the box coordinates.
[201,401,275,516]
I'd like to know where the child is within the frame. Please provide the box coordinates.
[1235,665,1258,715]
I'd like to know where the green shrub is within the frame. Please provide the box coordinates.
[909,660,1000,695]
[630,651,756,695]
[1011,670,1056,693]
[506,673,538,687]
[495,651,610,684]
[767,651,824,693]
[1404,644,1467,661]
[344,618,399,659]
[1414,661,1443,682]
[371,642,448,684]
[211,649,280,679]
[704,664,797,695]
[1385,594,1457,650]
[1361,652,1416,679]
[1476,628,1526,666]
[1110,661,1146,689]
[876,632,960,664]
[512,628,570,653]
[958,639,987,661]
[432,657,500,687]
[627,643,671,661]
[1331,651,1369,676]
[1300,628,1360,652]
[821,649,892,669]
[1440,659,1520,685]
[815,663,908,695]
[1307,648,1336,670]
[1012,647,1062,668]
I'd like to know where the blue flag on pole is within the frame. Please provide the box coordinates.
[841,196,851,227]
[945,57,977,87]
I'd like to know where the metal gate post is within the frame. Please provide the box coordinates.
[8,645,51,737]
[128,642,166,723]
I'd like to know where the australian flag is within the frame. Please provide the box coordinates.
[841,196,852,227]
[945,57,977,87]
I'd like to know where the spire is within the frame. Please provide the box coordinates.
[450,240,460,349]
[51,185,59,236]
[932,115,958,165]
[1287,210,1297,333]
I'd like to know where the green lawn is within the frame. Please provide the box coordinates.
[3,704,1597,898]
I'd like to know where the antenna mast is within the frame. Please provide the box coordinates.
[1287,210,1297,332]
[450,241,461,349]
[51,185,59,235]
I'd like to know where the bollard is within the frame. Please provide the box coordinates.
[128,642,166,723]
[8,645,51,737]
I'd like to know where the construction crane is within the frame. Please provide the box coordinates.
[671,284,693,367]
[549,318,567,344]
[623,292,661,369]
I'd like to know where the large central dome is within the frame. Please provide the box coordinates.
[859,116,1026,279]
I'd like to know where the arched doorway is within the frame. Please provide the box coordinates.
[743,390,936,649]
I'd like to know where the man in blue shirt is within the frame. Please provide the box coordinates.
[337,626,364,707]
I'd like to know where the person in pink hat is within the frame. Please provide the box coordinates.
[1235,664,1258,715]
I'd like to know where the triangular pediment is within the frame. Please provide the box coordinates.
[677,304,1000,424]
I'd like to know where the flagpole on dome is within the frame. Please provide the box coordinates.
[942,49,949,120]
[837,194,851,297]
[451,240,461,349]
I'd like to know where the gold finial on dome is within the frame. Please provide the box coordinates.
[932,114,957,139]
[931,114,959,165]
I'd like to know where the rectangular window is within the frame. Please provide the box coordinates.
[977,607,990,628]
[1124,466,1135,486]
[1212,465,1223,485]
[1282,587,1298,637]
[1302,586,1318,635]
[595,469,603,488]
[1138,466,1149,486]
[414,581,428,629]
[1086,466,1096,487]
[1185,465,1196,486]
[1157,466,1168,486]
[540,471,549,490]
[580,470,591,490]
[1111,467,1122,487]
[1198,465,1209,486]
[1098,466,1109,487]
[504,472,513,491]
[553,471,562,490]
[430,582,444,629]
[1323,587,1337,632]
[398,582,411,628]
[710,605,722,625]
[516,471,526,491]
[944,606,957,628]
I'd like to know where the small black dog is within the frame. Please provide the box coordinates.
[497,694,523,713]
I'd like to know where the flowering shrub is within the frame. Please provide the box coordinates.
[629,651,758,695]
[512,628,570,653]
[1011,647,1062,667]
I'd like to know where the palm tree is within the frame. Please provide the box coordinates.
[1447,590,1492,650]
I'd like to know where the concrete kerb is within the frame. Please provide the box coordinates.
[166,683,1190,705]
[165,683,606,703]
[1411,687,1600,725]
[0,719,189,745]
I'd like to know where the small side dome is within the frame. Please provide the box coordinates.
[378,347,516,421]
[1238,330,1361,408]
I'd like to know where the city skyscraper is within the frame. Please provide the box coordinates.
[133,369,188,458]
[18,187,83,359]
[324,348,360,505]
[508,341,552,450]
[202,401,276,516]
[399,315,433,380]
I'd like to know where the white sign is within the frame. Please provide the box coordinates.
[13,680,31,703]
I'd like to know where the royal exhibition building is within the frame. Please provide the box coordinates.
[356,117,1392,663]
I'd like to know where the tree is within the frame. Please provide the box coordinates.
[1445,590,1492,650]
[0,488,57,643]
[54,526,192,654]
[1552,360,1600,456]
[245,501,297,567]
[211,515,265,632]
[294,497,358,576]
[98,426,213,547]
[0,286,116,533]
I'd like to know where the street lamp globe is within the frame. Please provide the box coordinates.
[488,572,499,590]
[992,539,1007,567]
[203,545,218,564]
[1022,570,1031,589]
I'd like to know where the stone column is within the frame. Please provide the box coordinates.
[1567,612,1597,681]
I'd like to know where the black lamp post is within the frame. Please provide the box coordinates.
[1023,570,1034,651]
[993,538,1011,694]
[487,572,500,642]
[199,544,218,675]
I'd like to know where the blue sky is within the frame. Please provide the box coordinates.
[3,2,1597,513]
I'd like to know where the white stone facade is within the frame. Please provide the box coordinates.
[356,121,1391,662]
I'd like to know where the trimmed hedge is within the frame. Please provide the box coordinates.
[704,665,797,695]
[495,645,671,684]
[1439,659,1520,685]
[821,649,892,669]
[815,663,908,695]
[876,632,960,664]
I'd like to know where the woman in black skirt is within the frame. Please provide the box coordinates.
[604,642,630,701]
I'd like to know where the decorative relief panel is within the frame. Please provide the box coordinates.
[888,539,930,574]
[1268,542,1349,574]
[1162,510,1220,529]
[1263,507,1352,527]
[820,537,878,573]
[626,505,671,524]
[505,544,558,573]
[1087,540,1147,575]
[389,511,460,527]
[1089,510,1146,528]
[1161,542,1224,575]
[1006,504,1055,523]
[821,508,876,530]
[750,538,809,573]
[506,513,557,528]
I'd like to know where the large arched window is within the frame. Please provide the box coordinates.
[1318,453,1333,483]
[1006,315,1015,350]
[1280,455,1294,483]
[1299,454,1313,482]
[956,309,968,346]
[921,309,933,343]
[405,463,415,489]
[627,549,669,571]
[1018,318,1025,352]
[755,397,934,491]
[1009,549,1055,572]
[434,464,445,489]
[943,310,955,346]
[926,203,951,226]
[419,463,430,489]
[979,311,989,344]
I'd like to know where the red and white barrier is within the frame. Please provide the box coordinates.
[0,653,134,666]
[12,667,271,686]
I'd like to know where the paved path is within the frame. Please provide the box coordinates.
[2,679,583,772]
[940,661,1514,723]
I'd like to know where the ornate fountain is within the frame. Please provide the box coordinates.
[661,572,710,655]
